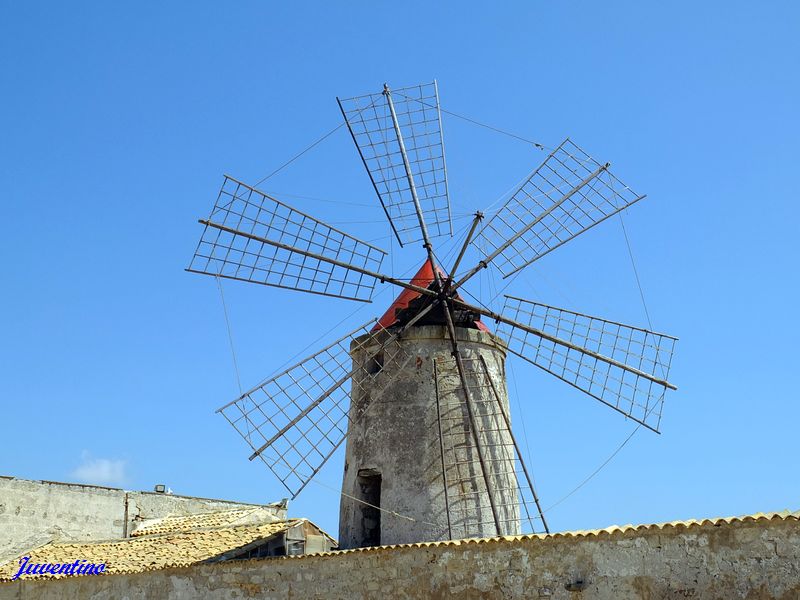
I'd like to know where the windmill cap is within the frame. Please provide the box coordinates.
[372,259,489,332]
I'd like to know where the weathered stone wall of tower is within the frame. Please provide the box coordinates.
[339,325,518,549]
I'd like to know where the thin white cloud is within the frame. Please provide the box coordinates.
[71,451,128,486]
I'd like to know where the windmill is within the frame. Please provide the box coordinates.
[188,81,677,548]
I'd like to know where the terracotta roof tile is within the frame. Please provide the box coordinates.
[0,520,302,581]
[315,509,799,557]
[130,507,277,537]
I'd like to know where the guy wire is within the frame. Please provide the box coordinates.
[215,274,244,397]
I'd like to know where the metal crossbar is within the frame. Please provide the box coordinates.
[188,176,387,302]
[338,81,452,246]
[497,296,678,432]
[435,355,544,538]
[217,321,410,498]
[471,138,646,278]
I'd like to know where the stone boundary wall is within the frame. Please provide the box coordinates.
[1,515,797,599]
[0,476,285,561]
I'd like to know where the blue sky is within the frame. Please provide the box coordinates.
[1,1,798,536]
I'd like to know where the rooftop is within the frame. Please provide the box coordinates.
[0,474,271,506]
[1,509,794,582]
[130,507,284,538]
[0,516,335,581]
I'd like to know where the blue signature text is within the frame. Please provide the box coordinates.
[12,556,106,580]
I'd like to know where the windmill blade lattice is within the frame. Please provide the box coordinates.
[497,296,677,432]
[469,138,646,279]
[188,175,387,302]
[217,320,412,498]
[338,81,452,246]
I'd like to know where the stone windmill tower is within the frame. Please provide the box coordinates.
[188,81,678,548]
[339,259,518,547]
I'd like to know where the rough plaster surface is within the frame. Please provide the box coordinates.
[1,518,797,599]
[0,477,285,562]
[341,326,518,548]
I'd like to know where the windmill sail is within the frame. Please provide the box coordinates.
[497,296,677,432]
[217,320,410,498]
[467,138,646,280]
[338,81,452,246]
[188,175,387,302]
[188,81,679,541]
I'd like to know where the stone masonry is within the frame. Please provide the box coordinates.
[0,476,286,563]
[340,325,517,548]
[0,512,797,599]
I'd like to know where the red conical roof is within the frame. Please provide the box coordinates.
[372,259,489,332]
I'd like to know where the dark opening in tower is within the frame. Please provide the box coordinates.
[366,350,384,375]
[357,468,381,547]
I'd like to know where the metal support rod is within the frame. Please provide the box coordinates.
[246,300,441,461]
[479,356,549,534]
[248,373,350,461]
[450,297,677,391]
[433,359,454,540]
[187,268,373,304]
[383,84,445,291]
[285,434,349,500]
[447,211,483,286]
[451,163,609,293]
[440,296,503,536]
[199,219,438,300]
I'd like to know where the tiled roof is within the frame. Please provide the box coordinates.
[1,510,795,581]
[0,520,303,581]
[131,507,276,537]
[322,509,800,556]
